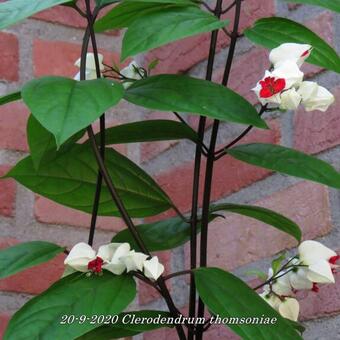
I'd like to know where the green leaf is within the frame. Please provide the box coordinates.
[113,216,191,251]
[243,269,268,281]
[125,75,267,128]
[78,310,172,339]
[210,203,301,242]
[4,273,136,340]
[95,0,120,7]
[95,2,174,31]
[27,115,85,170]
[286,320,306,335]
[6,143,172,217]
[228,143,340,188]
[244,17,340,73]
[0,91,21,106]
[0,0,69,30]
[280,0,340,13]
[22,77,124,148]
[113,215,218,251]
[93,120,198,145]
[121,6,229,60]
[271,253,286,275]
[195,268,302,340]
[0,241,64,279]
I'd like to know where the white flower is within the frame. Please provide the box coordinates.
[271,60,304,89]
[264,268,294,296]
[120,61,142,88]
[298,81,335,112]
[121,250,148,272]
[74,52,104,80]
[143,256,164,281]
[252,70,286,105]
[298,240,339,284]
[260,293,300,321]
[278,297,300,321]
[98,243,131,275]
[280,88,302,110]
[269,43,312,67]
[64,242,96,272]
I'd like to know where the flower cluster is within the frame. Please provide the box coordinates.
[64,242,164,281]
[259,240,339,321]
[253,43,334,112]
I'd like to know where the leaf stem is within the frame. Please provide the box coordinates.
[196,1,242,338]
[82,4,186,339]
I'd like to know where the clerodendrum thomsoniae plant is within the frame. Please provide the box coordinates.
[0,0,339,339]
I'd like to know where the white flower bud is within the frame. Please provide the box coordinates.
[269,43,312,67]
[279,88,302,110]
[143,256,164,280]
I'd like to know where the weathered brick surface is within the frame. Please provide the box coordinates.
[145,0,275,74]
[0,102,29,152]
[192,181,331,271]
[34,196,125,231]
[33,39,121,77]
[0,166,16,218]
[156,120,280,215]
[0,32,19,82]
[294,86,340,154]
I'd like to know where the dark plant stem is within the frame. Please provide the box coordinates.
[196,1,242,339]
[82,3,186,339]
[214,104,267,160]
[164,269,193,281]
[187,0,225,337]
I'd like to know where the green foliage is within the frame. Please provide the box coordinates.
[243,269,268,281]
[280,0,340,12]
[125,75,267,128]
[22,77,124,148]
[93,120,198,145]
[27,115,85,170]
[245,17,340,73]
[0,91,21,106]
[4,273,136,340]
[195,268,302,339]
[78,310,173,339]
[210,203,301,242]
[95,2,179,31]
[271,253,286,275]
[95,0,120,7]
[121,6,229,60]
[0,0,69,30]
[112,215,218,251]
[0,241,64,279]
[113,216,191,251]
[6,144,172,217]
[228,143,340,188]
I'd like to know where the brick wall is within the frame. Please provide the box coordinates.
[0,1,339,339]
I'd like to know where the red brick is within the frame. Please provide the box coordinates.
[294,86,340,154]
[299,266,340,320]
[0,166,16,218]
[0,313,10,340]
[0,239,65,295]
[0,32,19,82]
[138,251,171,306]
[214,47,269,105]
[0,102,29,152]
[145,0,275,74]
[34,196,125,232]
[197,181,331,271]
[155,120,280,216]
[33,40,121,77]
[33,6,87,29]
[141,112,179,163]
[301,12,334,77]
